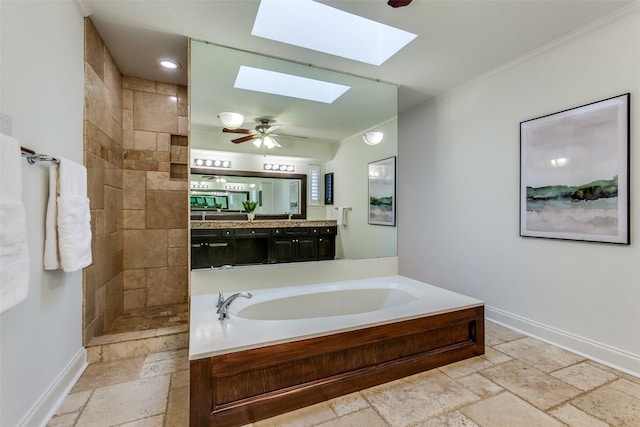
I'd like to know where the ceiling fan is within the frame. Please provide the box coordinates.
[222,119,306,149]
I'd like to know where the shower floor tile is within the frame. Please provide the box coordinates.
[104,303,188,335]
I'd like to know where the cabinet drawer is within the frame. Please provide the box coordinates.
[284,227,310,236]
[220,229,234,238]
[235,228,271,238]
[191,229,220,238]
[311,227,337,235]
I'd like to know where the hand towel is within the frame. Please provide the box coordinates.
[0,134,30,313]
[44,164,61,270]
[336,207,344,226]
[57,158,92,272]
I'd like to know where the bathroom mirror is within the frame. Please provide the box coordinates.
[190,169,307,219]
[190,40,398,259]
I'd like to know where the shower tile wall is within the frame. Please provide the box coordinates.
[83,18,124,344]
[83,17,189,344]
[121,77,189,311]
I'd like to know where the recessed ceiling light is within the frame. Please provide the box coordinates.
[234,65,350,103]
[252,0,417,66]
[159,59,180,70]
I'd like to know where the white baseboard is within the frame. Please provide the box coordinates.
[17,347,87,427]
[486,305,640,378]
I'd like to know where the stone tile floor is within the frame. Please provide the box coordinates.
[49,320,640,426]
[105,304,189,335]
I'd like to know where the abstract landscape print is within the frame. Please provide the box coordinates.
[520,94,630,244]
[369,157,396,226]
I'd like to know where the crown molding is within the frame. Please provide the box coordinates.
[73,0,92,17]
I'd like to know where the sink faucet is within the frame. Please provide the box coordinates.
[216,292,252,320]
[288,212,293,220]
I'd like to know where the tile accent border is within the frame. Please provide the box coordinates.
[486,305,640,379]
[16,348,87,427]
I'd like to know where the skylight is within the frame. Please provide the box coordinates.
[234,66,351,104]
[252,0,417,66]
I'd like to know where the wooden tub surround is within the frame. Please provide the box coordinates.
[189,306,484,426]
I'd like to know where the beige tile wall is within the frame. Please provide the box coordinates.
[121,77,189,311]
[83,18,124,344]
[83,18,189,344]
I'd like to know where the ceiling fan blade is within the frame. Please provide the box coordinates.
[275,133,307,139]
[232,135,258,144]
[388,0,412,7]
[223,128,253,134]
[266,125,281,133]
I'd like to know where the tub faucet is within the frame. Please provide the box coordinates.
[216,292,252,320]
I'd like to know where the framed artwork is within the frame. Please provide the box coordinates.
[324,172,334,205]
[520,93,630,244]
[368,157,396,226]
[289,181,299,214]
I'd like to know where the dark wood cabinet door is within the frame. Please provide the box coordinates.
[318,236,335,260]
[191,240,211,269]
[296,236,318,261]
[269,238,295,263]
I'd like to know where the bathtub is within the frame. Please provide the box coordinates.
[189,275,484,426]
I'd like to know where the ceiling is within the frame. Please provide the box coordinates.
[82,0,633,146]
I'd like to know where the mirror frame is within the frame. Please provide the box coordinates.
[191,167,307,220]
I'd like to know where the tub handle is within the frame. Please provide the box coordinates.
[216,292,224,309]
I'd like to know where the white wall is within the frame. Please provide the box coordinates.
[326,119,398,259]
[399,7,640,376]
[0,2,86,426]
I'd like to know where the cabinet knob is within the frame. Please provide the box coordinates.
[251,230,255,234]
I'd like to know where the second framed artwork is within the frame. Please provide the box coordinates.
[368,157,396,226]
[520,93,630,244]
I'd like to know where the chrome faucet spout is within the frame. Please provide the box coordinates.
[216,292,252,320]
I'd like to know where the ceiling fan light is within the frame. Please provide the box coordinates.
[263,136,278,149]
[218,112,244,129]
[363,131,384,145]
[252,138,263,148]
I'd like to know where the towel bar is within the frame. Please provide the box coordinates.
[20,146,60,164]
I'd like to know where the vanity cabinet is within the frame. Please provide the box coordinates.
[269,228,318,263]
[191,229,234,269]
[190,225,336,269]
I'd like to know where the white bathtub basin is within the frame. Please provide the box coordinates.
[234,288,417,320]
[189,275,483,360]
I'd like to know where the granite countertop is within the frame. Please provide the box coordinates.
[191,219,338,229]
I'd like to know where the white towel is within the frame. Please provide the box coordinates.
[0,134,30,313]
[336,207,344,226]
[44,164,61,270]
[57,158,92,272]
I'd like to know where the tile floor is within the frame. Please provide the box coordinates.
[105,304,189,335]
[48,320,640,426]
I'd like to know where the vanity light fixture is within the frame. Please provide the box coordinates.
[190,182,207,189]
[264,163,295,172]
[159,59,180,70]
[363,132,384,145]
[225,185,243,191]
[217,112,244,130]
[193,158,232,169]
